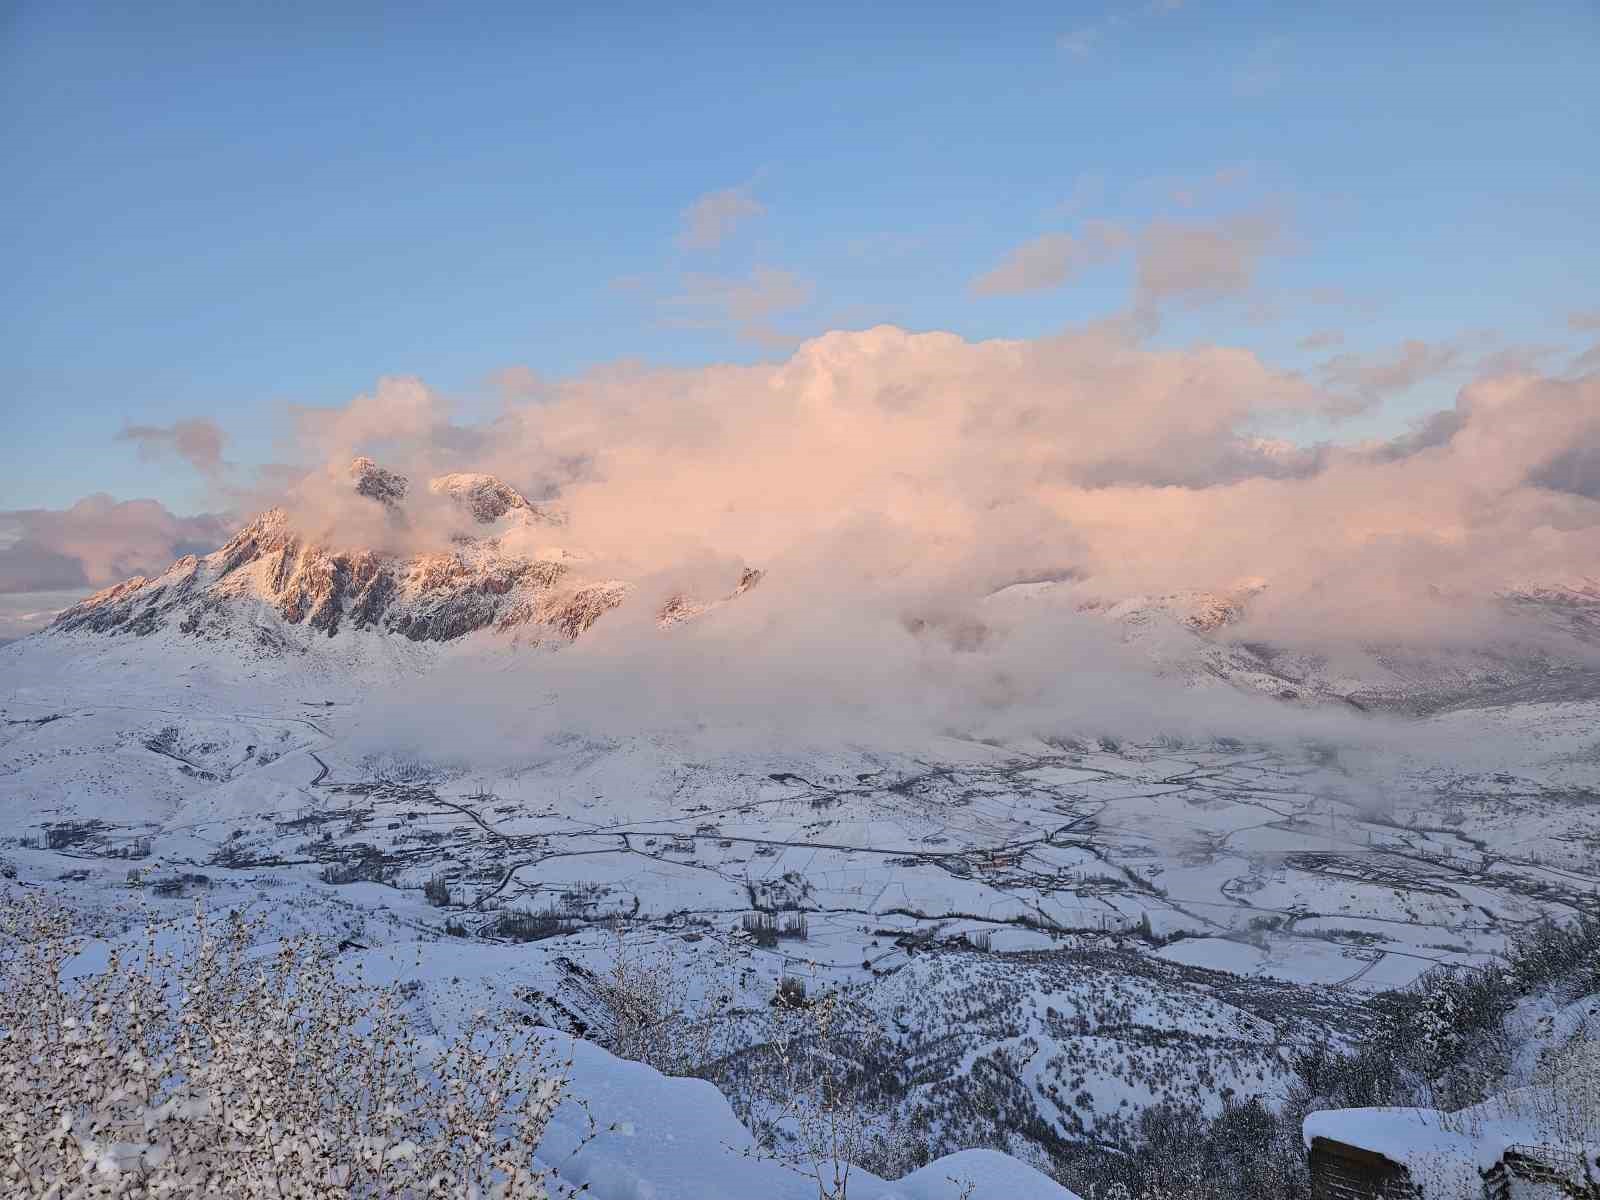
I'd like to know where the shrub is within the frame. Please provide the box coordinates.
[0,889,571,1198]
[774,975,809,1008]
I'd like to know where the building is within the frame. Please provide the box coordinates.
[1305,1102,1598,1200]
[1307,1133,1417,1197]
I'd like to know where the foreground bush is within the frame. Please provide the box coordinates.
[0,891,572,1199]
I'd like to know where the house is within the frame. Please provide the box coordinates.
[1307,1133,1417,1197]
[1482,1144,1600,1199]
[1305,1100,1598,1200]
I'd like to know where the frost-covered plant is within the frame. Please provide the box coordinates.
[1502,1020,1600,1182]
[0,890,574,1198]
[585,924,731,1079]
[738,991,874,1200]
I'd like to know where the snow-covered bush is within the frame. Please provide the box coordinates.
[737,991,885,1200]
[1523,1021,1600,1151]
[0,890,572,1198]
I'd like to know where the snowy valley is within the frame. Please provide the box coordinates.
[4,467,1599,1197]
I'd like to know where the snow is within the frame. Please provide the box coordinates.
[1303,1106,1484,1194]
[871,1150,1083,1199]
[1304,1093,1600,1192]
[542,1039,1081,1199]
[6,583,1600,1184]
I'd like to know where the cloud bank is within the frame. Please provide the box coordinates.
[0,497,232,635]
[265,323,1598,657]
[10,320,1599,747]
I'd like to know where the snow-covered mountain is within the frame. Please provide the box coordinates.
[45,457,775,656]
[48,507,630,647]
[45,459,629,650]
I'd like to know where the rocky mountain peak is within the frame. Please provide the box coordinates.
[350,456,409,509]
[43,462,755,651]
[656,565,766,628]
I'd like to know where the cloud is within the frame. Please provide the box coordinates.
[47,319,1600,742]
[285,324,1600,624]
[663,266,814,348]
[970,222,1130,297]
[1356,406,1466,464]
[1475,342,1564,376]
[1564,314,1600,373]
[290,376,456,462]
[299,330,1599,758]
[0,496,231,600]
[1135,210,1284,309]
[1056,0,1183,65]
[677,186,766,251]
[488,365,544,400]
[1319,339,1462,403]
[0,590,90,641]
[115,418,227,475]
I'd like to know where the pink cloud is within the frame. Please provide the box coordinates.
[115,418,228,475]
[970,222,1130,297]
[663,266,814,348]
[1319,339,1463,405]
[1135,210,1284,309]
[56,321,1599,666]
[0,496,231,596]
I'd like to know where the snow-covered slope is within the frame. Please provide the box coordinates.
[986,576,1600,713]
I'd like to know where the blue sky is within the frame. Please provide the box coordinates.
[3,0,1597,515]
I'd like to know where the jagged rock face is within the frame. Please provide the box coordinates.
[49,457,632,647]
[49,508,628,646]
[428,473,557,525]
[45,459,768,650]
[656,566,765,628]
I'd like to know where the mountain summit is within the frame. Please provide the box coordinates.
[48,461,627,649]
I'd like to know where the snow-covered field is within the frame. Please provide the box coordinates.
[4,625,1599,1186]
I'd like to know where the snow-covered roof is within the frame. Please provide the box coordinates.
[1304,1091,1599,1195]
